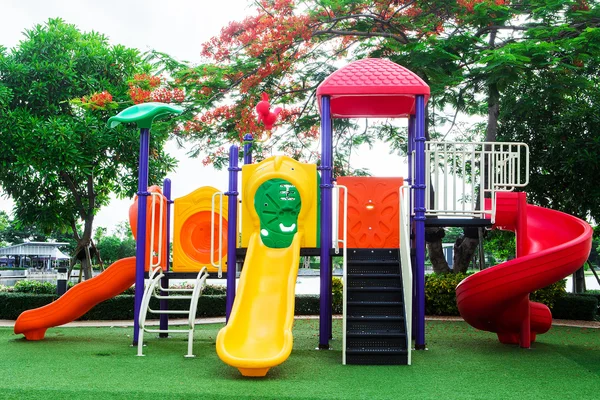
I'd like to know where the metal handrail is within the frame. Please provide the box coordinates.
[334,184,349,365]
[399,184,413,365]
[149,192,165,270]
[211,192,225,278]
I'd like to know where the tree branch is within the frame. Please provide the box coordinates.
[312,29,409,44]
[60,171,86,219]
[475,25,529,37]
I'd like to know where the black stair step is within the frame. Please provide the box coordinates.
[347,287,402,292]
[348,291,403,303]
[347,301,403,306]
[347,336,407,349]
[347,319,406,334]
[346,347,407,355]
[348,280,401,289]
[347,332,406,338]
[346,316,404,321]
[347,328,405,336]
[347,273,401,278]
[347,259,399,265]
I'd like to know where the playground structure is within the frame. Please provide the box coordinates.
[13,59,592,376]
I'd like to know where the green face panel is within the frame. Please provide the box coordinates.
[254,179,301,248]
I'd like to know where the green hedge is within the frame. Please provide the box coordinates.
[0,292,338,321]
[425,273,471,316]
[425,272,574,318]
[552,293,599,321]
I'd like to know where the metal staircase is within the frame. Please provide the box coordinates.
[344,248,409,365]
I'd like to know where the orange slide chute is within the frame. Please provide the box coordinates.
[457,192,592,347]
[14,257,136,340]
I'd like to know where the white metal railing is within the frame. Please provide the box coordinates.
[137,266,209,358]
[399,184,413,365]
[211,192,225,278]
[421,141,529,219]
[333,184,348,365]
[149,192,166,270]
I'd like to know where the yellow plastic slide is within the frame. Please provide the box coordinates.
[216,232,301,377]
[216,155,316,377]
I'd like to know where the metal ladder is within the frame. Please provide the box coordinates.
[137,266,208,357]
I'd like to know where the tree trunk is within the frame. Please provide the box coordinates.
[426,227,451,274]
[452,232,479,273]
[452,28,500,273]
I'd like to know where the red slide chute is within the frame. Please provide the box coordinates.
[456,192,592,347]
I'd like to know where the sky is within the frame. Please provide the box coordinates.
[0,0,407,233]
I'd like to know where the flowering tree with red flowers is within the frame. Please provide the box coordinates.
[152,0,599,272]
[0,19,177,279]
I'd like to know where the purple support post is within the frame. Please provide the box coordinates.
[133,128,150,345]
[414,95,427,350]
[226,145,240,321]
[319,96,333,349]
[159,178,172,337]
[243,133,253,165]
[408,115,417,337]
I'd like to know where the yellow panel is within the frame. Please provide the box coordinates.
[241,157,317,248]
[217,156,317,377]
[172,186,228,273]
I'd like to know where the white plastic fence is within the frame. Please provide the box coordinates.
[399,184,412,365]
[422,142,529,219]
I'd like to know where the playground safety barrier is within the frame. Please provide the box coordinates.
[422,142,529,219]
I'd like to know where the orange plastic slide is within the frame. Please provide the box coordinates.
[14,257,136,340]
[457,192,592,347]
[216,232,301,377]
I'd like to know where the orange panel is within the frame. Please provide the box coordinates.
[337,177,404,248]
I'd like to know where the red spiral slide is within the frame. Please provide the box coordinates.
[456,192,592,347]
[14,257,136,340]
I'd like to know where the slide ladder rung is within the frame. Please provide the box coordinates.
[153,295,194,300]
[148,309,190,315]
[143,328,191,334]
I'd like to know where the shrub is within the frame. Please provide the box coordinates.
[424,272,471,316]
[13,280,56,294]
[552,293,598,321]
[295,295,321,315]
[202,284,227,296]
[1,292,330,320]
[331,277,343,314]
[531,279,567,310]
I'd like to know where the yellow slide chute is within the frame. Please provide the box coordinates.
[216,156,316,377]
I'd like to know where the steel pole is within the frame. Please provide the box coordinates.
[226,145,240,321]
[414,96,426,350]
[319,96,333,349]
[133,128,150,345]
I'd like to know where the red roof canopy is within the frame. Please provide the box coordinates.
[316,58,430,118]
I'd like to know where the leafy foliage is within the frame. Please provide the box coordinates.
[425,272,472,315]
[12,280,56,294]
[498,66,600,221]
[0,19,177,278]
[530,279,567,311]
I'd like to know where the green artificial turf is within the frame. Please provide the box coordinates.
[1,320,599,399]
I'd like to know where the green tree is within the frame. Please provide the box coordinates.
[0,19,177,279]
[149,0,598,273]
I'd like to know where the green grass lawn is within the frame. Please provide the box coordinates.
[1,320,599,400]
